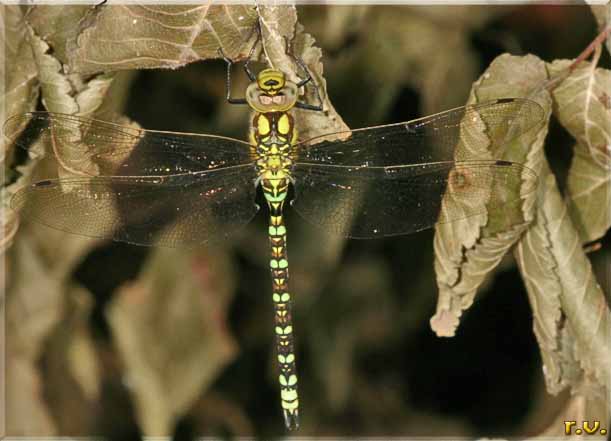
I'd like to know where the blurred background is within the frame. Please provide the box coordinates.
[4,4,610,439]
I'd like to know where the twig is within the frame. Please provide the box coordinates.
[544,24,610,92]
[568,24,610,71]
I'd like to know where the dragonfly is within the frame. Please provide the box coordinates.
[5,47,544,430]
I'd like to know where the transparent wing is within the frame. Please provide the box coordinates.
[290,98,542,237]
[294,98,544,166]
[11,165,259,247]
[4,112,254,176]
[291,160,537,238]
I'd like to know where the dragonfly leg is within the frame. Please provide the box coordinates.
[284,36,312,88]
[243,21,262,82]
[218,48,248,105]
[264,182,300,430]
[283,37,324,112]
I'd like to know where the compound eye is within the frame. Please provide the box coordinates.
[272,95,285,105]
[259,95,272,105]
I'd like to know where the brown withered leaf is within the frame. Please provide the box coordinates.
[514,59,611,398]
[548,60,611,243]
[26,5,94,64]
[431,54,548,336]
[21,23,115,119]
[3,6,39,131]
[516,159,611,398]
[515,164,584,395]
[4,7,122,261]
[6,236,65,436]
[107,246,237,435]
[67,5,258,74]
[565,140,611,243]
[28,28,79,115]
[5,24,129,251]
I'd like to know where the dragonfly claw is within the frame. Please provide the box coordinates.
[283,409,299,430]
[218,47,233,65]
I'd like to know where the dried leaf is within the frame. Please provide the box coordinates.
[7,26,120,257]
[515,68,611,393]
[28,28,79,115]
[26,5,94,64]
[432,54,549,336]
[548,60,611,242]
[3,6,39,129]
[515,166,610,395]
[515,164,583,394]
[25,5,117,112]
[27,25,116,116]
[258,4,299,68]
[6,236,65,435]
[67,5,258,74]
[566,141,611,243]
[107,246,237,435]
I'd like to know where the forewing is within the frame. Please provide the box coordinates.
[291,161,536,238]
[294,98,544,166]
[4,112,254,176]
[11,165,259,247]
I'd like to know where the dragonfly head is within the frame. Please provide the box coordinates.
[247,68,298,113]
[257,68,286,92]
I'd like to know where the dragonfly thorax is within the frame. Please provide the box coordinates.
[252,112,296,147]
[252,111,295,179]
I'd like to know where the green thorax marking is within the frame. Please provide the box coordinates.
[252,111,296,199]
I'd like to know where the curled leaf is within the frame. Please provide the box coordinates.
[548,60,611,242]
[67,5,259,74]
[3,6,39,131]
[432,54,548,336]
[515,161,611,396]
[26,5,94,64]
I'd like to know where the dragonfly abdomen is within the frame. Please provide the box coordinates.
[255,107,300,429]
[267,194,299,429]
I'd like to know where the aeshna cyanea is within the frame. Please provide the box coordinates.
[5,47,544,430]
